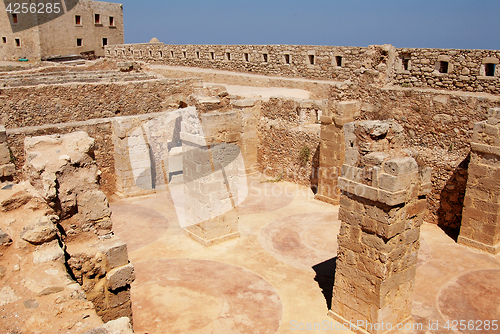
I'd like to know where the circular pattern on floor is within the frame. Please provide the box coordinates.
[109,203,169,252]
[237,181,294,215]
[259,212,340,271]
[131,259,282,334]
[437,269,500,334]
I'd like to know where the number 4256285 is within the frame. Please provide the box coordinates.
[6,2,61,14]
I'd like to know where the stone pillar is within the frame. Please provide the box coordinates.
[112,118,155,197]
[329,120,430,334]
[181,108,240,246]
[0,125,15,182]
[315,101,359,205]
[458,108,500,254]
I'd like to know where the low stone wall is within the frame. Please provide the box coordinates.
[0,77,198,128]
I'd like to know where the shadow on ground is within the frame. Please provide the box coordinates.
[313,257,337,310]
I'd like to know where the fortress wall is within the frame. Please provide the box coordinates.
[106,44,500,94]
[0,77,199,128]
[393,48,500,94]
[106,43,388,82]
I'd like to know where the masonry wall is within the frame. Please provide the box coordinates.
[331,85,500,230]
[107,43,394,83]
[0,0,124,61]
[0,0,41,61]
[257,97,322,186]
[0,78,198,128]
[38,0,124,58]
[106,43,500,94]
[393,48,500,94]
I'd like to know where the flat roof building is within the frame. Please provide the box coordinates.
[0,0,124,61]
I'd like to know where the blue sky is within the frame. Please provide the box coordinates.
[105,0,500,49]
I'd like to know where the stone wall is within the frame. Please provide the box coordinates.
[0,77,198,128]
[393,48,500,94]
[258,97,322,186]
[6,120,117,195]
[458,108,500,254]
[106,43,500,93]
[0,125,15,181]
[107,43,389,82]
[330,85,500,230]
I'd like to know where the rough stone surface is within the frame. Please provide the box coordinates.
[106,264,135,291]
[24,131,113,235]
[0,227,12,247]
[20,215,59,245]
[458,108,500,254]
[330,120,427,334]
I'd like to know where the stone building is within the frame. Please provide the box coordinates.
[0,0,124,61]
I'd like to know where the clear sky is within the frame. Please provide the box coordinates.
[105,0,500,50]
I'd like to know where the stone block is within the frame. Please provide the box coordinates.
[344,148,359,166]
[231,99,256,108]
[364,152,389,166]
[108,288,131,308]
[383,157,418,176]
[0,143,10,165]
[106,264,135,291]
[95,238,129,269]
[378,172,413,192]
[33,240,65,264]
[0,126,6,143]
[320,116,333,124]
[336,101,360,118]
[20,215,59,245]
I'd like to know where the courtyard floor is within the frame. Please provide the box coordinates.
[109,178,500,334]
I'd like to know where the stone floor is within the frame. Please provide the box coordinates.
[109,178,500,334]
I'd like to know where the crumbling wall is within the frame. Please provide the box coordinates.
[0,131,135,333]
[0,125,15,181]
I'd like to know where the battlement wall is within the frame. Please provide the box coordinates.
[105,43,500,94]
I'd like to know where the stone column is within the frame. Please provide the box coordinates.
[458,108,500,254]
[181,109,240,246]
[329,120,430,334]
[315,101,359,205]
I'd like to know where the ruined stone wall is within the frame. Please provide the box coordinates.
[330,85,500,230]
[0,77,198,128]
[106,43,500,93]
[258,97,322,186]
[7,120,116,195]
